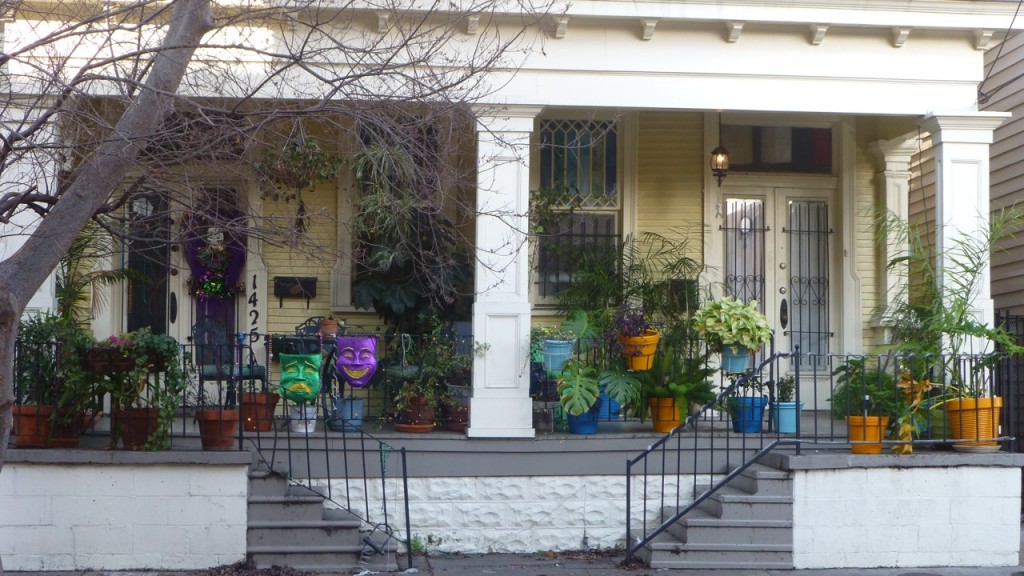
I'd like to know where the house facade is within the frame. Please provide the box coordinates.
[85,1,1013,430]
[5,0,1024,570]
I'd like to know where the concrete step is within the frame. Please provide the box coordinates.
[696,486,793,521]
[730,464,793,497]
[247,519,366,548]
[663,508,792,546]
[248,544,400,572]
[645,531,793,569]
[248,494,327,522]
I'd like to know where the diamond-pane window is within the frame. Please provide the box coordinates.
[539,120,617,209]
[535,119,621,301]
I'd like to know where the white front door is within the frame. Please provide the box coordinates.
[721,187,837,407]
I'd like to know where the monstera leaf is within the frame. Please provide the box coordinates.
[557,359,600,416]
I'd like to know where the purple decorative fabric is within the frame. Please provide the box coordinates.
[335,335,378,388]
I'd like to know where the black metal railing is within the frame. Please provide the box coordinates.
[623,347,1014,563]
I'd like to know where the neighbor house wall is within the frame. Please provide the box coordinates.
[983,31,1024,313]
[0,453,251,571]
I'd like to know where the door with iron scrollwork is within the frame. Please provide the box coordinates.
[722,188,836,408]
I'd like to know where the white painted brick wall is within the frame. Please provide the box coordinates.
[793,466,1021,568]
[0,464,248,571]
[315,474,698,554]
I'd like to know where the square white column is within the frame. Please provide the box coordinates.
[468,106,542,438]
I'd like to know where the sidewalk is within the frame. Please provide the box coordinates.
[414,546,1024,576]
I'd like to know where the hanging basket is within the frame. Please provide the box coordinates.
[619,330,660,371]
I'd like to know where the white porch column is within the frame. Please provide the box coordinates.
[468,105,542,438]
[920,113,1008,354]
[871,135,917,339]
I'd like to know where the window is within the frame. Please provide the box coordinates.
[534,119,621,300]
[721,125,832,174]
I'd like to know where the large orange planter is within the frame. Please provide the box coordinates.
[846,415,889,454]
[620,330,660,371]
[945,396,1003,447]
[648,397,682,433]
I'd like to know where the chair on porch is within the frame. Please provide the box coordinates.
[190,315,268,408]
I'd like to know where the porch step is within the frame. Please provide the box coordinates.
[642,462,795,570]
[247,468,399,572]
[642,531,793,569]
[663,508,792,545]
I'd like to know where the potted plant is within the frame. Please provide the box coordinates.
[319,313,343,337]
[614,304,660,371]
[391,315,467,433]
[94,328,187,450]
[192,330,242,450]
[725,374,768,434]
[534,318,578,376]
[13,312,98,447]
[556,359,603,434]
[692,296,772,373]
[831,358,900,454]
[769,375,803,435]
[642,349,717,433]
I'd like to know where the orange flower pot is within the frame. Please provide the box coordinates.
[620,330,660,371]
[846,415,889,454]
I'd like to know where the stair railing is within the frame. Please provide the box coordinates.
[624,348,803,563]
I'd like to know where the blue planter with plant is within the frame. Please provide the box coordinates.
[692,296,773,373]
[542,338,575,375]
[328,396,364,432]
[597,389,621,420]
[567,396,604,434]
[720,344,751,373]
[727,396,767,433]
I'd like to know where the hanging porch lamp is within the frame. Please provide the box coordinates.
[710,112,730,187]
[710,145,730,187]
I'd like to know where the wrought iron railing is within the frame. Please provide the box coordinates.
[623,348,1014,563]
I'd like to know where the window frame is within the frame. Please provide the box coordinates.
[530,112,635,308]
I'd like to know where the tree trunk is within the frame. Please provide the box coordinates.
[0,0,214,506]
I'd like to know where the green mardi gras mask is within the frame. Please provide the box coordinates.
[279,353,322,403]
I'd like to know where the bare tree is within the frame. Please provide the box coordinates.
[0,0,549,512]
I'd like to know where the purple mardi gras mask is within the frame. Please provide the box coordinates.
[335,336,377,388]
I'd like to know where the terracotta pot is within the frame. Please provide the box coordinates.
[945,396,1003,447]
[846,415,889,454]
[620,330,660,371]
[12,405,55,447]
[113,407,160,450]
[196,408,240,450]
[241,392,280,432]
[319,319,341,336]
[648,397,681,433]
[441,403,469,433]
[396,395,435,432]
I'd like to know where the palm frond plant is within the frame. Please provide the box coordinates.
[55,221,141,326]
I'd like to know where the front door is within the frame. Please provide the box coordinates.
[722,187,837,407]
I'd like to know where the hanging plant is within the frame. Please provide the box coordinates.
[255,137,342,201]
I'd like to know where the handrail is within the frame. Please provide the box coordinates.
[624,349,797,563]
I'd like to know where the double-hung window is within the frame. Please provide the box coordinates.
[534,118,621,302]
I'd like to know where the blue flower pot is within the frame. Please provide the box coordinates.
[770,400,804,434]
[542,339,575,375]
[328,397,364,432]
[597,390,621,420]
[567,397,603,435]
[728,396,766,434]
[721,344,751,373]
